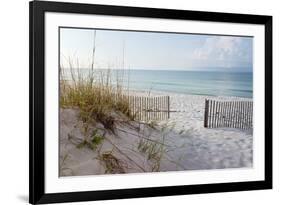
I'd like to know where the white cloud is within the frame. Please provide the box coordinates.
[192,36,252,68]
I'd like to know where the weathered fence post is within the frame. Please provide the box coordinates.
[204,99,209,128]
[167,96,170,119]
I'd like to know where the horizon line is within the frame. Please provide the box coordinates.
[61,67,253,72]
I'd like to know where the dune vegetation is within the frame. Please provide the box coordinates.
[59,30,169,176]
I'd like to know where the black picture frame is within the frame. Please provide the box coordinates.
[29,0,272,204]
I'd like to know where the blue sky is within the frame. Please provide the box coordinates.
[60,28,253,72]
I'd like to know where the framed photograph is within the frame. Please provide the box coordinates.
[29,0,272,204]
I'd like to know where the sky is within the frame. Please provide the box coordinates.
[60,28,253,72]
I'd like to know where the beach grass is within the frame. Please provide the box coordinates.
[100,150,126,174]
[137,135,167,172]
[60,63,134,133]
[60,29,133,132]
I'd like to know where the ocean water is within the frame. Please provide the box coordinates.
[62,69,253,98]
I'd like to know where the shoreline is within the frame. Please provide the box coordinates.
[127,88,253,100]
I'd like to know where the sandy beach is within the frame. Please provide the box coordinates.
[59,91,253,176]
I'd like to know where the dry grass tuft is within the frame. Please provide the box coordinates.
[100,151,126,174]
[60,66,134,132]
[137,136,167,172]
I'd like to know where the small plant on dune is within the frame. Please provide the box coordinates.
[99,150,126,174]
[151,136,166,172]
[137,135,167,171]
[76,129,105,151]
[137,138,150,153]
[147,120,158,129]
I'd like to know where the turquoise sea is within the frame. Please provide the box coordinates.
[62,69,253,98]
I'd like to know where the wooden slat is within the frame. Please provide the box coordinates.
[214,101,217,128]
[245,101,246,129]
[215,101,219,128]
[241,101,244,129]
[230,101,234,128]
[204,99,209,128]
[217,101,220,128]
[141,96,143,121]
[153,97,155,120]
[238,101,241,128]
[167,96,170,119]
[218,101,221,127]
[208,100,210,128]
[145,97,148,122]
[218,101,222,127]
[240,101,243,129]
[245,101,248,129]
[250,102,253,127]
[234,102,238,127]
[211,100,215,128]
[225,101,229,127]
[159,96,161,120]
[248,101,250,128]
[243,101,246,129]
[225,101,228,127]
[157,97,159,120]
[161,96,163,120]
[237,101,241,128]
[215,101,219,127]
[247,101,250,128]
[236,101,240,128]
[242,101,245,129]
[236,101,239,128]
[163,96,164,120]
[132,96,134,118]
[150,97,152,121]
[212,100,216,128]
[209,100,212,128]
[137,96,140,121]
[223,101,226,127]
[222,101,226,127]
[139,96,141,121]
[219,102,223,127]
[230,101,233,127]
[239,101,242,129]
[244,101,247,129]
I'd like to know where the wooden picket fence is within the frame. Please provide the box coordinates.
[204,99,253,129]
[117,94,170,121]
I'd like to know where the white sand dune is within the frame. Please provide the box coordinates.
[59,92,253,176]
